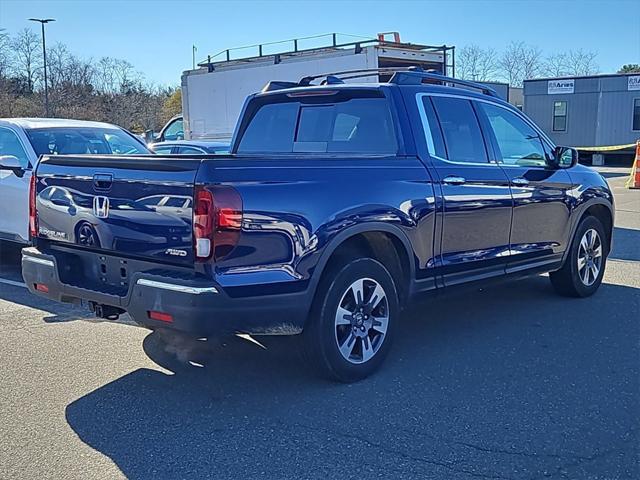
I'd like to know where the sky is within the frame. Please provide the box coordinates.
[1,0,639,87]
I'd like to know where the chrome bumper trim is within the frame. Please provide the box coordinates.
[136,278,219,295]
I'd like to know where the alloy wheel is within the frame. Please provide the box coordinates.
[334,278,389,364]
[78,224,97,246]
[577,228,602,286]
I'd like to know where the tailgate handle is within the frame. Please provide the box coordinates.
[93,173,113,191]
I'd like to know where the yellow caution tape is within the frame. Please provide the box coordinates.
[574,143,637,152]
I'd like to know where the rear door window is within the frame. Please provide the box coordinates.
[431,96,488,163]
[237,95,398,155]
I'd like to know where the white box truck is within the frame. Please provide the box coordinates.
[181,33,454,140]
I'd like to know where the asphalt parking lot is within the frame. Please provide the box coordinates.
[0,168,638,480]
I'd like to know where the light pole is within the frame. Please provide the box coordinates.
[29,18,55,117]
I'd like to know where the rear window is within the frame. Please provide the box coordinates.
[237,95,398,154]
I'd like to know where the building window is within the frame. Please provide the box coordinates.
[633,99,640,131]
[553,101,567,132]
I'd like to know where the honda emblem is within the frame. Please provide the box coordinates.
[93,196,110,218]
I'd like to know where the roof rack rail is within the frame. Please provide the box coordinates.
[389,68,499,97]
[261,66,499,98]
[298,67,413,86]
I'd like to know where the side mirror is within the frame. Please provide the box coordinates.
[552,146,579,169]
[0,155,25,177]
[144,130,156,144]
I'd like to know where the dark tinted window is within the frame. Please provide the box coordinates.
[164,197,188,208]
[420,97,446,158]
[431,97,488,163]
[237,102,298,153]
[237,96,397,154]
[633,99,640,131]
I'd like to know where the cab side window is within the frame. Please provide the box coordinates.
[431,97,488,163]
[480,103,547,167]
[0,127,30,168]
[163,119,184,141]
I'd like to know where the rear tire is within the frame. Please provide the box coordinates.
[302,257,399,383]
[550,216,607,297]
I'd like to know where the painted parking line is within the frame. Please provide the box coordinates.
[0,277,27,289]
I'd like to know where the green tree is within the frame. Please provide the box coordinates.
[161,88,182,125]
[618,64,640,73]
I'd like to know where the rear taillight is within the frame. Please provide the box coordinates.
[29,174,37,238]
[194,187,214,260]
[193,186,242,261]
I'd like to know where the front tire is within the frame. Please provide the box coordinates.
[550,216,607,297]
[303,257,399,382]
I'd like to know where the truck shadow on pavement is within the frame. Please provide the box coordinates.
[64,276,640,480]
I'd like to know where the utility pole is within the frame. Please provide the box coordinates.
[28,18,55,117]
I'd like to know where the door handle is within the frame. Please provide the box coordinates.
[442,175,466,185]
[511,177,530,186]
[93,173,113,191]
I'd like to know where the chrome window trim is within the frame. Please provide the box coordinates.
[136,278,219,295]
[416,91,556,162]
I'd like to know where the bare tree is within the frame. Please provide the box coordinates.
[543,50,599,77]
[564,49,599,76]
[0,29,11,79]
[456,45,499,81]
[11,28,42,93]
[543,53,568,77]
[94,57,140,94]
[499,41,542,87]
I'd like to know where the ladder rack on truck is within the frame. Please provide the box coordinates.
[197,32,455,76]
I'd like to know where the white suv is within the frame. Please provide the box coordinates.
[0,118,150,244]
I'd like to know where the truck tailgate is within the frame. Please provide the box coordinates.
[35,155,201,266]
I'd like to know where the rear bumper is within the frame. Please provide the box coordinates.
[21,247,307,336]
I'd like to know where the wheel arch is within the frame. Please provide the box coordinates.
[306,223,415,315]
[564,198,614,263]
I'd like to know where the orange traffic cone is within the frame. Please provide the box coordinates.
[626,141,640,189]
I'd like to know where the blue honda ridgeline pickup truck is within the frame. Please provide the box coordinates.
[22,70,614,382]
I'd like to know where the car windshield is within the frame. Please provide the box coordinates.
[26,127,149,156]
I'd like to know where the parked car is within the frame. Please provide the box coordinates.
[22,70,614,382]
[149,140,230,155]
[144,115,183,145]
[0,118,150,245]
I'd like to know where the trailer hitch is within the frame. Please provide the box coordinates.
[89,302,123,321]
